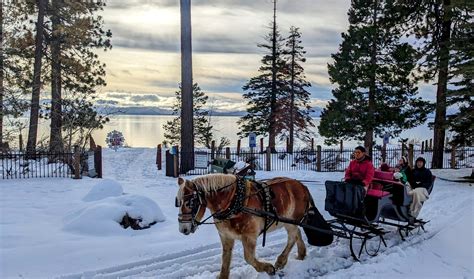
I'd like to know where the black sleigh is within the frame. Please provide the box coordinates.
[324,170,436,260]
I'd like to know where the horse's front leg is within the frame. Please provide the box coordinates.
[275,225,298,270]
[218,234,235,279]
[242,235,275,275]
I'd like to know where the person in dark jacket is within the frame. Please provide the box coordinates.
[407,157,432,218]
[412,157,432,190]
[344,146,375,191]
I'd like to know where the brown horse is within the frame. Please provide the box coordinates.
[176,173,312,279]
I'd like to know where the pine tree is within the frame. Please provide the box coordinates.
[446,4,473,147]
[4,0,111,151]
[1,1,32,145]
[46,0,112,152]
[238,1,286,151]
[397,0,472,167]
[319,0,430,155]
[163,83,213,148]
[282,26,315,152]
[239,29,287,150]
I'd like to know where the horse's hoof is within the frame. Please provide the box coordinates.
[264,264,276,275]
[296,253,306,260]
[274,257,287,270]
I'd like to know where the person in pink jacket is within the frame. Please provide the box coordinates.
[344,146,375,191]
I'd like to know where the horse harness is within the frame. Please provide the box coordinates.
[213,178,277,247]
[181,176,278,247]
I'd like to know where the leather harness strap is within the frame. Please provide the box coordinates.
[212,177,277,247]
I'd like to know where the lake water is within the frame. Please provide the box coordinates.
[90,115,433,148]
[14,115,434,148]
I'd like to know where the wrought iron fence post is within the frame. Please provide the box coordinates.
[316,145,322,172]
[96,145,103,178]
[173,145,179,177]
[73,145,81,179]
[237,140,241,157]
[156,144,162,170]
[266,147,271,171]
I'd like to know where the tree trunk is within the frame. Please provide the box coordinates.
[289,33,295,154]
[365,0,378,158]
[432,0,451,169]
[26,0,46,155]
[180,0,194,173]
[268,0,278,151]
[0,0,3,145]
[49,0,64,153]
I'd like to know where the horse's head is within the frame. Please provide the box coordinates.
[176,177,206,235]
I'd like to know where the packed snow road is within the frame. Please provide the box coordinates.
[1,148,472,278]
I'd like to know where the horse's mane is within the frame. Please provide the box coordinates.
[191,173,237,194]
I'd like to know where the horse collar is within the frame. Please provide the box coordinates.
[213,177,247,220]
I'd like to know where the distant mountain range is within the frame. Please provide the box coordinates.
[98,106,324,117]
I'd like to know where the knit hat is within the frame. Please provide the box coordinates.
[401,156,408,164]
[355,146,366,153]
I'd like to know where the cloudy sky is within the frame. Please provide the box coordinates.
[97,0,432,114]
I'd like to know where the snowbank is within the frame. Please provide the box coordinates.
[64,194,166,236]
[82,179,124,202]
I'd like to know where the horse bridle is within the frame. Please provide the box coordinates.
[175,184,206,230]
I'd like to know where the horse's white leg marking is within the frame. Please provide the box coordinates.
[218,234,234,279]
[242,235,275,275]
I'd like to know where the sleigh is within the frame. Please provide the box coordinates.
[323,170,436,260]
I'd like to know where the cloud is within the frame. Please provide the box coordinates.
[95,0,436,110]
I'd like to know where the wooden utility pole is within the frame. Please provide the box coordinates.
[180,0,194,173]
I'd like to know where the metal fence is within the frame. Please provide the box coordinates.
[1,151,76,179]
[176,146,474,176]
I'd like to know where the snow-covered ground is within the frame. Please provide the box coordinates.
[0,148,472,278]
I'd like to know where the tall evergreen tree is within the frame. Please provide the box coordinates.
[5,0,111,151]
[446,3,473,147]
[163,83,213,148]
[282,26,314,152]
[1,1,32,145]
[238,2,287,150]
[396,0,472,167]
[319,0,429,155]
[46,0,111,152]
